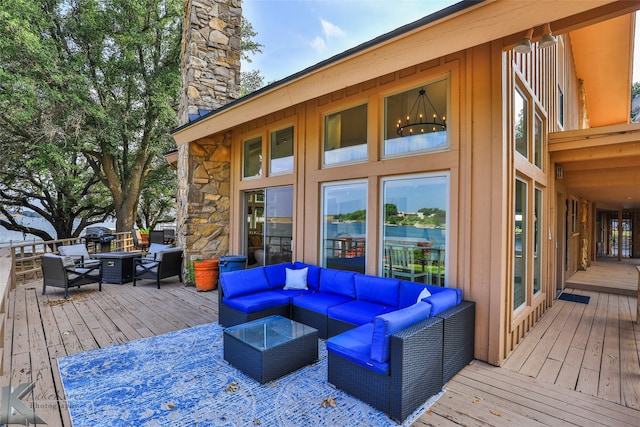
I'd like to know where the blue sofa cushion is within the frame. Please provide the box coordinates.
[398,281,431,309]
[319,269,357,298]
[293,262,321,291]
[355,274,400,308]
[264,263,291,289]
[370,302,432,363]
[326,323,389,375]
[425,288,460,316]
[222,290,290,313]
[327,300,396,326]
[292,292,353,315]
[220,268,270,298]
[274,288,315,301]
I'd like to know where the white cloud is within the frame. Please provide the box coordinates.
[320,18,345,39]
[310,36,326,51]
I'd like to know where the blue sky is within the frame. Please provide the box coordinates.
[241,0,459,84]
[242,2,640,85]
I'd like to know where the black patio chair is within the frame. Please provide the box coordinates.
[149,230,165,245]
[131,229,150,251]
[132,247,183,289]
[41,254,102,299]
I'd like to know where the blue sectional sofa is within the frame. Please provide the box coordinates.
[218,261,475,423]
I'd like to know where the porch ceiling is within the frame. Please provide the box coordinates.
[550,124,640,210]
[569,15,634,127]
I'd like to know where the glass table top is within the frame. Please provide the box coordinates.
[224,315,317,351]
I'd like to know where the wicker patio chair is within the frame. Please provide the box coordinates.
[41,254,102,299]
[132,247,183,289]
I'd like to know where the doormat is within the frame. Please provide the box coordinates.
[558,292,590,304]
[57,322,442,426]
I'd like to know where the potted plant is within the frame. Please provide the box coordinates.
[139,227,151,245]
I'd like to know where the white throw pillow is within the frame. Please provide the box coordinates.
[284,267,308,290]
[417,287,431,303]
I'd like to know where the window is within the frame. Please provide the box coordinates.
[558,85,564,127]
[382,174,448,286]
[514,87,528,158]
[270,126,294,175]
[321,181,367,273]
[324,104,368,166]
[534,112,543,169]
[243,136,262,179]
[533,187,542,294]
[384,79,448,157]
[514,178,527,310]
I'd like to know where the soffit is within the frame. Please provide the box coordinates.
[174,0,636,145]
[550,124,640,210]
[569,15,634,127]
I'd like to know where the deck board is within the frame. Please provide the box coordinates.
[1,273,639,426]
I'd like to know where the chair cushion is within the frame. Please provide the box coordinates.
[319,269,356,298]
[355,274,400,307]
[292,292,353,315]
[148,243,172,254]
[293,262,321,290]
[424,288,460,316]
[370,302,432,363]
[327,300,396,326]
[273,288,315,301]
[326,324,389,375]
[58,244,91,260]
[264,263,290,289]
[220,268,270,299]
[222,290,290,314]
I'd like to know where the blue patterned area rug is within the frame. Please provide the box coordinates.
[57,322,442,426]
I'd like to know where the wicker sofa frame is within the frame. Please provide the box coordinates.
[328,316,444,423]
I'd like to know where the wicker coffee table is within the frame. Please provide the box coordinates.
[223,315,318,383]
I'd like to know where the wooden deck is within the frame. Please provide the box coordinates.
[1,275,639,426]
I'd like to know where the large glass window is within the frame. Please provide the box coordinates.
[324,104,367,166]
[243,136,262,178]
[514,178,527,310]
[382,174,448,286]
[270,126,294,175]
[384,79,448,157]
[321,181,367,273]
[514,87,528,158]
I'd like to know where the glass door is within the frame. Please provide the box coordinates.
[245,187,293,266]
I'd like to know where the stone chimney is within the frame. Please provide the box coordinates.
[178,0,242,125]
[175,0,241,269]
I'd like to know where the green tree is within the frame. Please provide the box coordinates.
[0,0,114,239]
[240,16,265,95]
[0,0,183,234]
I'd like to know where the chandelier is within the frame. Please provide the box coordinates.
[396,88,446,136]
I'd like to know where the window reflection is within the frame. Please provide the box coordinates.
[321,181,367,273]
[382,174,447,286]
[514,178,527,309]
[324,104,368,166]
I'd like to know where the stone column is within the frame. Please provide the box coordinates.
[176,0,241,275]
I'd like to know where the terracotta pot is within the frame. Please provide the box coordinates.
[194,258,219,291]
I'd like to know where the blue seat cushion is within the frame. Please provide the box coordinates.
[425,288,460,316]
[273,288,315,301]
[319,269,356,298]
[220,268,270,298]
[370,301,432,363]
[327,324,389,375]
[327,300,396,326]
[222,290,290,313]
[355,274,400,307]
[293,262,321,291]
[292,292,353,315]
[263,263,291,289]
